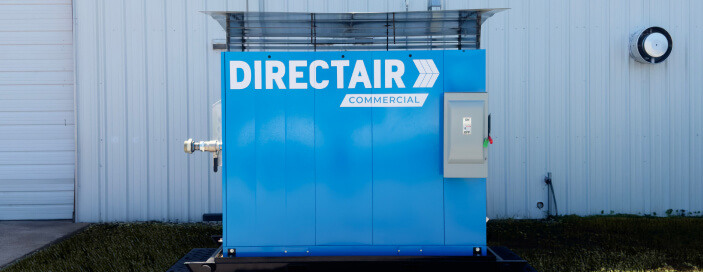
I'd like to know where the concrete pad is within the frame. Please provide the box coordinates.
[0,220,89,268]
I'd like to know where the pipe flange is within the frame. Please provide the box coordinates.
[184,139,195,154]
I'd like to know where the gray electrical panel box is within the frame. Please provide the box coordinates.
[444,92,488,178]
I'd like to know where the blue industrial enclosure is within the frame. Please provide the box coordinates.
[222,50,489,257]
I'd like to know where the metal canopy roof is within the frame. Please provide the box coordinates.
[204,9,505,51]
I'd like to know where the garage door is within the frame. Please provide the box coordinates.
[0,0,74,220]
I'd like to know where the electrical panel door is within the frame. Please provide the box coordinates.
[443,92,488,178]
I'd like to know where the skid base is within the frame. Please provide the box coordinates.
[169,246,536,272]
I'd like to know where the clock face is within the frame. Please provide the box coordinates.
[643,32,668,58]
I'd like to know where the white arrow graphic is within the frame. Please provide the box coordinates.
[413,59,440,88]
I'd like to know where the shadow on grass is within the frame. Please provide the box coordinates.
[489,215,703,271]
[3,216,703,271]
[2,222,221,272]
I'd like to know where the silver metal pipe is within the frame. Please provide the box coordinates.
[184,139,221,154]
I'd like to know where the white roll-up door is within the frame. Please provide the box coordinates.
[0,0,74,220]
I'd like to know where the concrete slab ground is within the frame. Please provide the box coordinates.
[0,220,89,269]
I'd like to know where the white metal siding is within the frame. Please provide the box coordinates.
[74,0,703,222]
[0,0,75,220]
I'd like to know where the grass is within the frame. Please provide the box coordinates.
[2,222,221,272]
[489,215,703,271]
[3,216,703,271]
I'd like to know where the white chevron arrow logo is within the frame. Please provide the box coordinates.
[413,59,440,88]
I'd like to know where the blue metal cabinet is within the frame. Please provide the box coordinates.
[222,50,487,257]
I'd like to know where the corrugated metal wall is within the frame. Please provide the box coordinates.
[74,0,703,222]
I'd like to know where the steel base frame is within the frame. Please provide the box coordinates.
[178,246,535,272]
